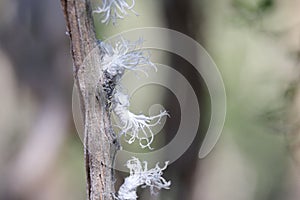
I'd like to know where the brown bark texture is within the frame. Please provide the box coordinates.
[60,1,118,200]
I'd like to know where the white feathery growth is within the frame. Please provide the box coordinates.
[116,157,171,200]
[100,38,156,77]
[99,38,168,149]
[113,91,169,149]
[93,0,138,24]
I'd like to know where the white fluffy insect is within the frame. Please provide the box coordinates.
[113,91,169,149]
[100,38,156,77]
[116,157,171,200]
[93,0,138,24]
[99,38,168,149]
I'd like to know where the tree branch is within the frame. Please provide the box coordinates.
[60,1,118,200]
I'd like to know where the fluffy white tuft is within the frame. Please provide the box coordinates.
[100,38,156,77]
[93,0,138,24]
[113,91,169,149]
[116,157,171,200]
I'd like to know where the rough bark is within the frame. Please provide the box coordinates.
[60,1,118,200]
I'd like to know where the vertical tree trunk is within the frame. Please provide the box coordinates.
[60,1,117,200]
[162,1,208,200]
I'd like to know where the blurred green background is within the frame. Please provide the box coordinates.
[1,0,300,200]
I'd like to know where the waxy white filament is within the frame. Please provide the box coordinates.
[93,0,138,24]
[100,39,168,149]
[117,157,171,200]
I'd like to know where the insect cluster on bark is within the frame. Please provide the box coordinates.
[93,1,171,199]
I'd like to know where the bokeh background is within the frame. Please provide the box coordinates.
[1,0,300,200]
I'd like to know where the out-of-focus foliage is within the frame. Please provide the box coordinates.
[231,0,275,26]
